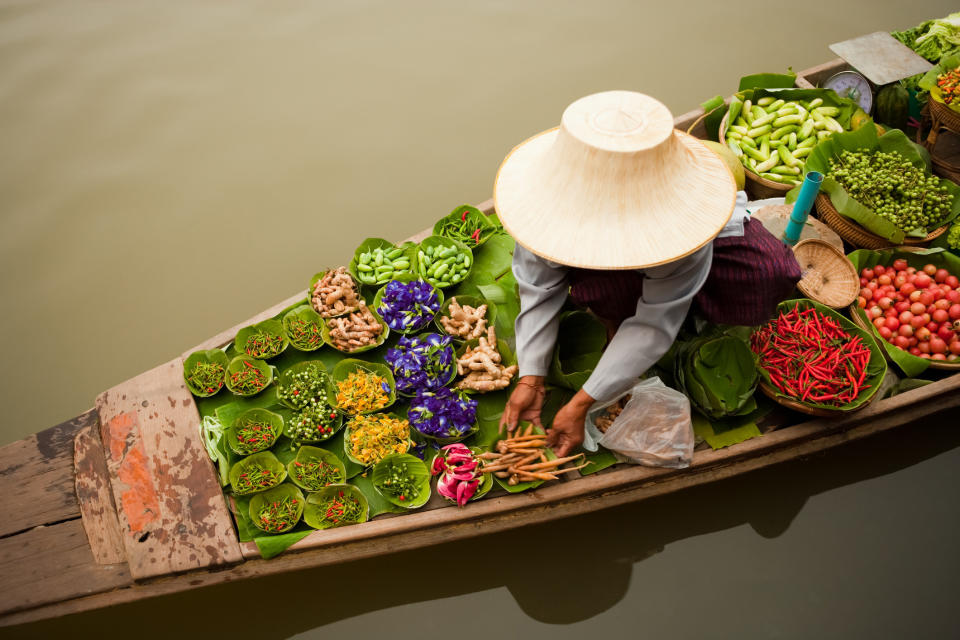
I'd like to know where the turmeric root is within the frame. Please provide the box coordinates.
[325,301,383,352]
[439,297,488,340]
[456,326,517,392]
[311,267,362,317]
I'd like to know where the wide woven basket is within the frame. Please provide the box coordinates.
[757,381,871,417]
[791,239,859,308]
[813,194,949,250]
[847,298,960,372]
[718,111,793,200]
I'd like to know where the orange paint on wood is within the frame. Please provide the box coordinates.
[107,412,136,461]
[116,446,160,534]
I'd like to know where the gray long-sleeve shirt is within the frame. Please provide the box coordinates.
[512,192,748,404]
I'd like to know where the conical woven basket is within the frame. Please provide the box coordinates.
[813,194,949,249]
[791,239,859,308]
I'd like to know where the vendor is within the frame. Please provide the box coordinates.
[494,90,797,456]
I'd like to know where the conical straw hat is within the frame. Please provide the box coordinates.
[494,91,737,270]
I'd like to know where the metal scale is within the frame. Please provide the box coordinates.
[822,31,933,114]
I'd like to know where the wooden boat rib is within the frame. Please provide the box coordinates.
[2,57,959,627]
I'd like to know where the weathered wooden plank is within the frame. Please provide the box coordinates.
[95,359,243,579]
[74,425,125,565]
[0,410,95,537]
[0,518,132,617]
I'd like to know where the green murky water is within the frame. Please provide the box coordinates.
[1,1,958,637]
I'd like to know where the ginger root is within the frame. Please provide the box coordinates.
[326,301,383,351]
[456,327,517,392]
[595,394,630,433]
[312,267,362,317]
[439,297,487,340]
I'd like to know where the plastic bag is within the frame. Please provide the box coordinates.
[587,377,694,469]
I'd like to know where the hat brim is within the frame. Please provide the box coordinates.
[494,127,737,270]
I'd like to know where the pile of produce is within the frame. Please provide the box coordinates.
[284,307,324,351]
[354,245,413,286]
[305,488,367,529]
[407,386,477,440]
[289,449,345,490]
[439,297,488,340]
[384,333,455,394]
[481,426,587,485]
[432,205,501,247]
[335,368,392,414]
[376,279,441,332]
[432,444,488,506]
[418,237,471,287]
[225,356,271,396]
[229,411,281,455]
[242,329,286,359]
[751,304,874,406]
[185,360,225,396]
[724,96,850,185]
[827,150,954,234]
[229,452,286,495]
[893,13,960,62]
[456,327,517,392]
[288,400,340,441]
[594,395,630,433]
[935,64,960,106]
[371,454,430,507]
[345,414,410,466]
[858,260,960,361]
[277,363,329,410]
[251,488,303,534]
[325,301,384,352]
[311,267,362,317]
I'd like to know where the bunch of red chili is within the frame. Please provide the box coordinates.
[318,490,363,526]
[750,304,872,406]
[937,65,960,105]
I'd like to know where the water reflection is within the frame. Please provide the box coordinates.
[7,412,958,638]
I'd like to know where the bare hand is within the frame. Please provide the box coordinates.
[499,376,546,433]
[545,390,595,457]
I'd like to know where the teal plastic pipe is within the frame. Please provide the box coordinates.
[782,171,823,246]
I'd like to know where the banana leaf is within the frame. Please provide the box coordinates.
[228,451,286,496]
[200,415,233,486]
[223,355,274,397]
[491,422,555,493]
[675,335,758,420]
[372,274,444,335]
[462,231,515,280]
[248,484,304,534]
[349,238,419,288]
[370,453,432,509]
[691,413,761,450]
[847,248,960,376]
[432,204,502,249]
[465,388,510,448]
[225,408,283,456]
[330,359,396,415]
[787,122,958,242]
[919,53,960,113]
[276,360,333,411]
[183,349,229,397]
[320,304,390,354]
[282,304,325,352]
[433,293,498,342]
[287,445,347,491]
[547,311,607,391]
[303,484,372,528]
[739,71,797,92]
[758,299,888,410]
[417,235,474,289]
[234,318,289,360]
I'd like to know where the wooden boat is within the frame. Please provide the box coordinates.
[2,57,959,627]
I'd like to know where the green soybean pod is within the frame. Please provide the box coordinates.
[754,155,779,173]
[434,263,450,279]
[435,281,451,288]
[798,119,815,140]
[764,99,785,113]
[772,114,802,128]
[768,138,784,148]
[742,145,767,163]
[750,112,776,128]
[807,98,823,109]
[756,96,775,106]
[760,172,790,183]
[770,165,800,175]
[463,253,472,268]
[360,253,372,265]
[787,132,798,151]
[792,146,812,159]
[796,135,817,150]
[770,124,797,141]
[392,260,410,270]
[777,146,798,167]
[739,135,757,149]
[746,124,771,138]
[386,247,404,260]
[357,263,373,272]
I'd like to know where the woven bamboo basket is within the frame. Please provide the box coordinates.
[929,97,960,135]
[813,194,949,250]
[718,111,794,200]
[757,381,871,417]
[791,239,859,308]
